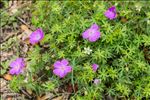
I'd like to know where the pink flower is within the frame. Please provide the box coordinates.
[9,58,25,75]
[92,64,99,72]
[29,28,44,45]
[53,59,72,78]
[94,79,101,85]
[104,6,117,20]
[82,24,101,42]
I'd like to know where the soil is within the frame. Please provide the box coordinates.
[0,1,33,100]
[0,1,68,99]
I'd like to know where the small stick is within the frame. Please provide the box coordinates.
[16,17,33,31]
[20,89,32,99]
[0,31,19,44]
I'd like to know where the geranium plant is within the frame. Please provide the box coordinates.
[5,1,150,99]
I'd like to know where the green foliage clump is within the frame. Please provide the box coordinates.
[9,1,150,99]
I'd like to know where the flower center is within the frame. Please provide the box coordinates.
[35,33,41,40]
[61,66,65,71]
[14,64,20,71]
[88,30,95,36]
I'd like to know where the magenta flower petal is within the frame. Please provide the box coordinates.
[53,69,66,78]
[92,64,99,72]
[108,6,116,11]
[88,31,100,42]
[53,69,60,76]
[88,36,97,42]
[15,58,25,67]
[9,58,25,75]
[16,69,23,75]
[9,69,16,75]
[104,6,117,20]
[90,23,100,30]
[59,71,67,78]
[82,23,101,42]
[65,66,72,73]
[54,61,62,68]
[30,28,44,45]
[61,59,69,65]
[82,30,90,39]
[104,11,116,20]
[94,79,101,85]
[10,61,17,68]
[53,59,72,78]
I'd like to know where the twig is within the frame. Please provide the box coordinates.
[34,73,46,82]
[20,89,32,99]
[0,31,19,44]
[16,16,33,31]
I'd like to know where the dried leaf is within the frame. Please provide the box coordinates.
[21,25,29,31]
[3,74,12,81]
[37,96,41,100]
[52,96,63,100]
[7,96,12,100]
[21,24,32,36]
[20,24,32,44]
[39,93,55,100]
[23,38,30,44]
[26,89,32,95]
